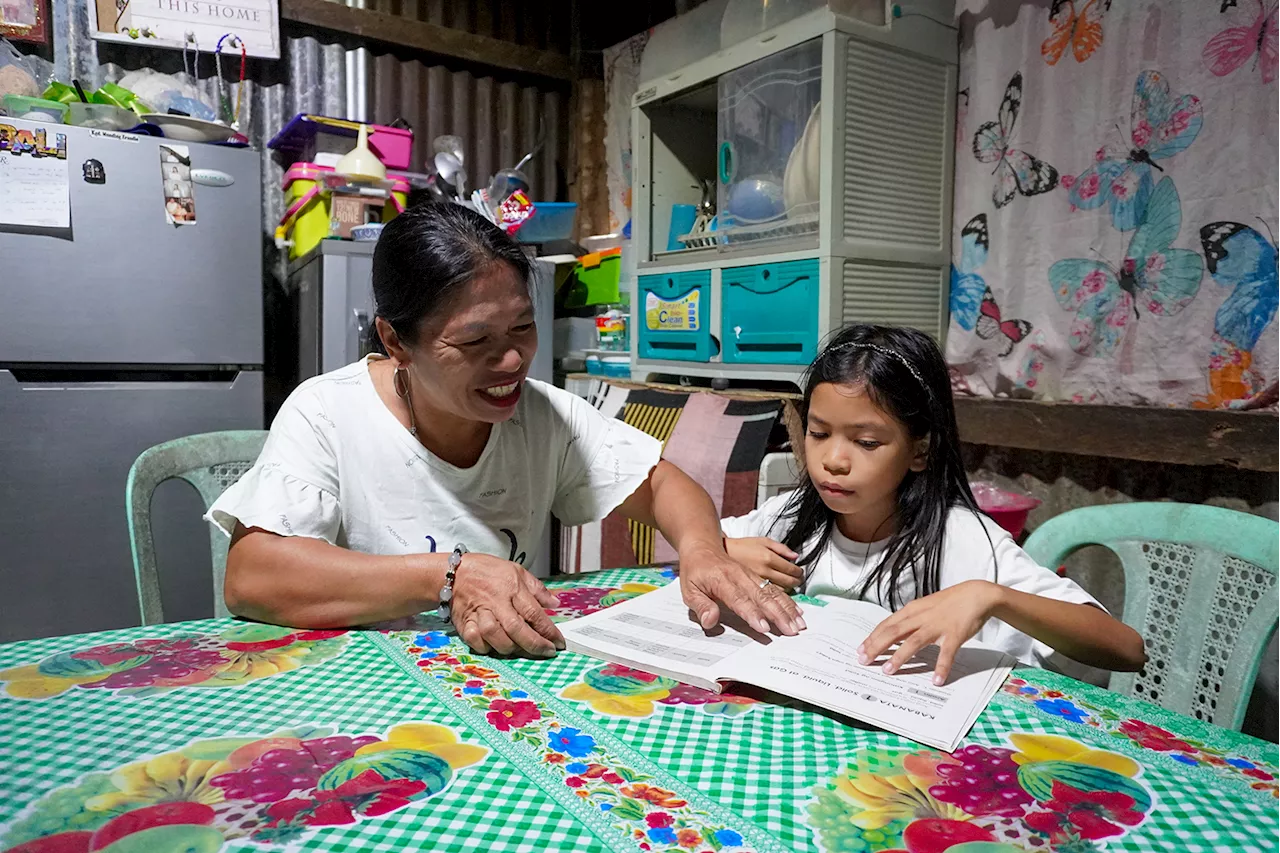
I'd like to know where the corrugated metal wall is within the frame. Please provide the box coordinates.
[361,50,565,201]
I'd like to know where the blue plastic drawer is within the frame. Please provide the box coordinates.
[638,271,714,362]
[721,259,819,364]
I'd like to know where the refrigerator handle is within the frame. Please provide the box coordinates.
[352,309,374,360]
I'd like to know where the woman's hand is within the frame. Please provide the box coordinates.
[679,542,805,636]
[451,554,566,658]
[857,580,1002,685]
[724,537,804,591]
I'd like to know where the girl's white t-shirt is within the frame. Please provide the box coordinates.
[720,493,1104,666]
[207,357,662,567]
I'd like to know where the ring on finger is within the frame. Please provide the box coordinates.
[758,578,771,590]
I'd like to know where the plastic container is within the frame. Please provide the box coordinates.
[268,114,415,171]
[717,38,822,246]
[67,102,136,130]
[516,202,578,243]
[1,95,67,122]
[720,0,886,49]
[639,0,731,83]
[595,305,629,352]
[721,258,819,364]
[971,481,1042,539]
[278,162,409,260]
[638,270,714,362]
[601,355,632,378]
[576,248,621,305]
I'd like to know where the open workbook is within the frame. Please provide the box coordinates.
[559,581,1015,751]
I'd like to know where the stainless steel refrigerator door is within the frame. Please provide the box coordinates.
[293,243,376,382]
[0,120,263,365]
[0,369,263,642]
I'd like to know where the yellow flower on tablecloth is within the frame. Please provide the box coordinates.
[830,748,970,830]
[0,664,100,699]
[355,722,488,769]
[85,751,231,812]
[560,682,671,717]
[1008,733,1140,777]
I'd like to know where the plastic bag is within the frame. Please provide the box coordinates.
[0,37,52,99]
[117,68,216,121]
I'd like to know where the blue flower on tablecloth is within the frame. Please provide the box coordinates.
[703,701,755,717]
[511,689,528,698]
[600,803,613,811]
[414,631,451,649]
[566,762,589,774]
[549,727,596,758]
[715,829,744,846]
[1018,685,1039,695]
[1227,757,1256,769]
[659,567,676,578]
[1171,753,1200,765]
[648,827,678,844]
[1035,697,1090,723]
[463,686,484,695]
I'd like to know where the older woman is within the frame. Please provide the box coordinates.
[208,203,801,657]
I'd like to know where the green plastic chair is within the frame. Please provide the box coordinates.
[1023,502,1279,731]
[126,430,268,624]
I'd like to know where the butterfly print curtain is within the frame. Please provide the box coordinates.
[947,0,1278,408]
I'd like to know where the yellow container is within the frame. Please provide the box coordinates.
[277,162,409,260]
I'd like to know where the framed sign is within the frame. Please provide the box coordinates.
[88,0,280,60]
[0,0,50,44]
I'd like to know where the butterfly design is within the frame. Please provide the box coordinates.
[973,72,1060,209]
[1050,177,1203,357]
[1042,0,1110,65]
[975,287,1032,357]
[1013,330,1049,392]
[1067,70,1202,231]
[1200,221,1279,351]
[949,214,989,331]
[1203,0,1278,83]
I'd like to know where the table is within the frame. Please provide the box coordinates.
[1,567,1276,853]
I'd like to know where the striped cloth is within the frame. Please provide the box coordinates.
[559,383,782,573]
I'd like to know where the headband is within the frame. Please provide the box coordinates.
[823,342,929,389]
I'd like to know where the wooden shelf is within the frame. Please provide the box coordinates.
[954,397,1278,472]
[280,0,574,81]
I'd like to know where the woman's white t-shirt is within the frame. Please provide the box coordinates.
[720,493,1104,666]
[207,357,662,567]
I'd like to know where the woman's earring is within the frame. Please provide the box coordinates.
[394,366,418,437]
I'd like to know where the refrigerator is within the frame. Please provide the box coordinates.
[287,244,557,577]
[0,118,264,642]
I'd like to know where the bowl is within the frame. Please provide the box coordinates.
[726,175,785,223]
[971,481,1042,538]
[350,223,385,242]
[139,114,237,143]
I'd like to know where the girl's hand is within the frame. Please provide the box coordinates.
[857,580,1003,685]
[724,537,804,591]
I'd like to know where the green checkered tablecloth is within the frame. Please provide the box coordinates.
[1,567,1276,853]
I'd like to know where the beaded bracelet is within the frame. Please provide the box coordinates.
[437,543,467,622]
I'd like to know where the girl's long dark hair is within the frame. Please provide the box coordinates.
[780,324,986,609]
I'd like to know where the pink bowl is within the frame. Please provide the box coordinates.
[971,481,1042,538]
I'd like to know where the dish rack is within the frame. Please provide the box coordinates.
[628,1,959,386]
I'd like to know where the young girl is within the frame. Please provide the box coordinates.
[721,324,1146,685]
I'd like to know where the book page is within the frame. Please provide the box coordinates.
[718,597,1013,751]
[559,582,755,690]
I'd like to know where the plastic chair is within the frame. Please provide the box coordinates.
[126,430,268,624]
[1023,502,1279,731]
